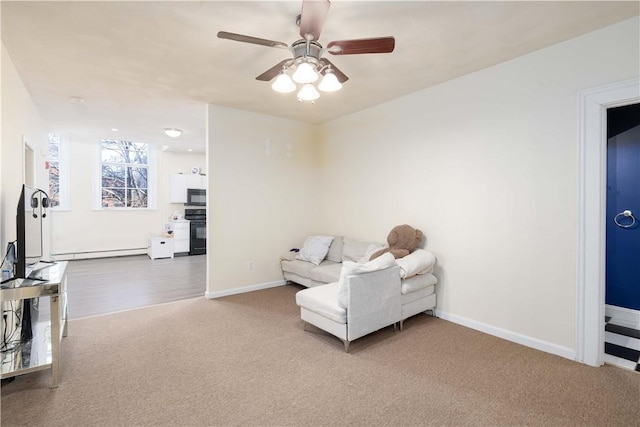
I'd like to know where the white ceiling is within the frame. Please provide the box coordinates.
[2,1,638,153]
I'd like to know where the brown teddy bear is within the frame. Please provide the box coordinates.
[369,224,424,260]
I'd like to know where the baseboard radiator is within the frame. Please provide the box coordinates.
[51,247,147,261]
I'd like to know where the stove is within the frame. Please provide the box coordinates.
[184,209,206,255]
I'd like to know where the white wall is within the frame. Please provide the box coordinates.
[318,18,640,354]
[1,43,49,253]
[207,105,321,295]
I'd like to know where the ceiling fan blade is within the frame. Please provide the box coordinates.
[320,59,348,83]
[217,31,288,49]
[327,37,395,55]
[256,59,292,81]
[299,0,331,41]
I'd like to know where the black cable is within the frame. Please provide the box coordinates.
[2,314,8,351]
[1,301,21,352]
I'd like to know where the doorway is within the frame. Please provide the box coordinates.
[604,104,640,371]
[577,78,639,367]
[23,138,35,186]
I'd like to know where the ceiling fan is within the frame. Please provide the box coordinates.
[217,0,395,102]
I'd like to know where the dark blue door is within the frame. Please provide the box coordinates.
[606,104,640,311]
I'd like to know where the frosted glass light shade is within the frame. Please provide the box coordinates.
[163,128,182,138]
[318,70,342,92]
[297,84,320,101]
[292,61,318,84]
[271,72,296,93]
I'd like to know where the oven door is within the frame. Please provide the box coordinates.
[189,221,206,255]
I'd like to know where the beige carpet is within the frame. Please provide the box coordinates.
[1,285,638,426]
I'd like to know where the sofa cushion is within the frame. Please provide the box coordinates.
[342,238,385,263]
[401,273,437,295]
[401,285,435,305]
[296,235,334,265]
[326,236,344,263]
[282,259,337,278]
[396,249,436,278]
[295,283,346,324]
[309,263,343,285]
[400,285,436,310]
[338,252,397,309]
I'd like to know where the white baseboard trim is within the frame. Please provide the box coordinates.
[605,304,640,329]
[435,309,576,361]
[205,280,285,299]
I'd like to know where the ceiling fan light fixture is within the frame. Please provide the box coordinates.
[219,0,397,104]
[272,71,296,93]
[318,69,342,92]
[163,128,183,138]
[297,83,320,102]
[292,61,318,84]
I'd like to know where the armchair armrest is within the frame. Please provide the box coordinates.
[280,252,297,261]
[346,265,401,341]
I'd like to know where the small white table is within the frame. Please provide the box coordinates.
[148,236,174,259]
[0,261,68,388]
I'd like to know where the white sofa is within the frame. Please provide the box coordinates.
[283,235,438,338]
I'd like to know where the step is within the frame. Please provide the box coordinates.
[605,323,640,340]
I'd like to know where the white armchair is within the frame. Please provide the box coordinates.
[295,256,401,352]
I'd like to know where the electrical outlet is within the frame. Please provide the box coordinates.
[248,260,253,270]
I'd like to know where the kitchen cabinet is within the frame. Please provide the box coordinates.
[170,174,206,203]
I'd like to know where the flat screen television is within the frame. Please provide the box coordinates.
[15,184,46,279]
[10,184,51,343]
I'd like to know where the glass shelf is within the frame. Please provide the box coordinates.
[1,318,52,377]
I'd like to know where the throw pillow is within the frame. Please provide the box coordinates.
[395,249,436,278]
[342,238,384,263]
[359,243,387,263]
[326,236,344,263]
[296,235,335,266]
[337,252,397,309]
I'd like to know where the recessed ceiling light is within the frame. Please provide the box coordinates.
[188,148,193,152]
[69,96,85,104]
[111,128,118,132]
[163,128,182,138]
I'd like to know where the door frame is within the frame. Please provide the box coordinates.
[23,136,36,186]
[577,78,639,366]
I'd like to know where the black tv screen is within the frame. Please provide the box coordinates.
[15,184,44,279]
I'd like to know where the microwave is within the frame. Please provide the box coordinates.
[186,188,206,206]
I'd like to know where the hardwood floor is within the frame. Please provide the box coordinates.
[65,254,206,319]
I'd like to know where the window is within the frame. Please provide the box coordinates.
[48,134,61,207]
[47,133,68,209]
[100,140,149,208]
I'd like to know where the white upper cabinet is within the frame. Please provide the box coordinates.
[170,173,206,203]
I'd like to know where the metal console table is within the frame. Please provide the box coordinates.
[0,261,68,388]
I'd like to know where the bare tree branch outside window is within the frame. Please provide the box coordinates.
[48,133,60,207]
[101,140,149,208]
